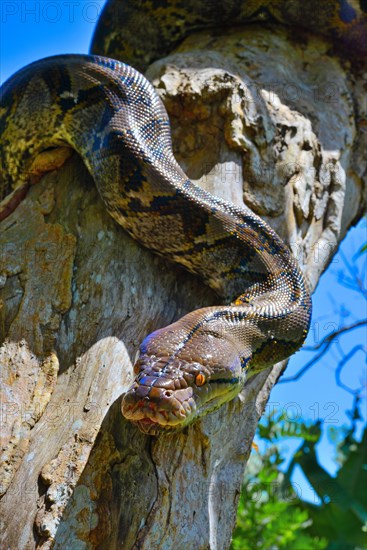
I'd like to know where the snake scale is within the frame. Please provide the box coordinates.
[1,0,364,435]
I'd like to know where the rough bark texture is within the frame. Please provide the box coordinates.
[1,26,366,550]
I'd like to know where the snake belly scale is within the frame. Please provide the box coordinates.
[0,54,311,435]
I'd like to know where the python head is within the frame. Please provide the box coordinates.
[121,313,247,435]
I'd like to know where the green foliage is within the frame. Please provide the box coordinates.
[232,491,325,550]
[356,242,367,256]
[231,418,327,549]
[231,402,367,550]
[291,428,367,549]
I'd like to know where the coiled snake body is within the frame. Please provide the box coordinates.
[7,0,366,434]
[0,55,311,434]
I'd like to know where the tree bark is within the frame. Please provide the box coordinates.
[1,26,366,550]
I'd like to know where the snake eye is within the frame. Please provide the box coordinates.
[195,373,206,386]
[133,363,140,375]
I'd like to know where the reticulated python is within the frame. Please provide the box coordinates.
[1,0,365,434]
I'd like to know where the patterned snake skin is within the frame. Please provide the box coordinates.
[0,55,311,434]
[4,0,364,434]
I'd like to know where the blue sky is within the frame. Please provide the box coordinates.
[0,1,107,83]
[1,0,366,504]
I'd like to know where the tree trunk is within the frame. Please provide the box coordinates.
[1,26,365,550]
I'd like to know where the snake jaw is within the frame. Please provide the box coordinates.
[121,380,197,433]
[121,354,210,433]
[121,353,246,434]
[135,419,167,436]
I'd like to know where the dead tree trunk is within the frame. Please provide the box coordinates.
[1,26,366,550]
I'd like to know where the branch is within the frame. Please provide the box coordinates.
[336,248,367,298]
[335,344,366,395]
[279,319,367,383]
[302,319,367,351]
